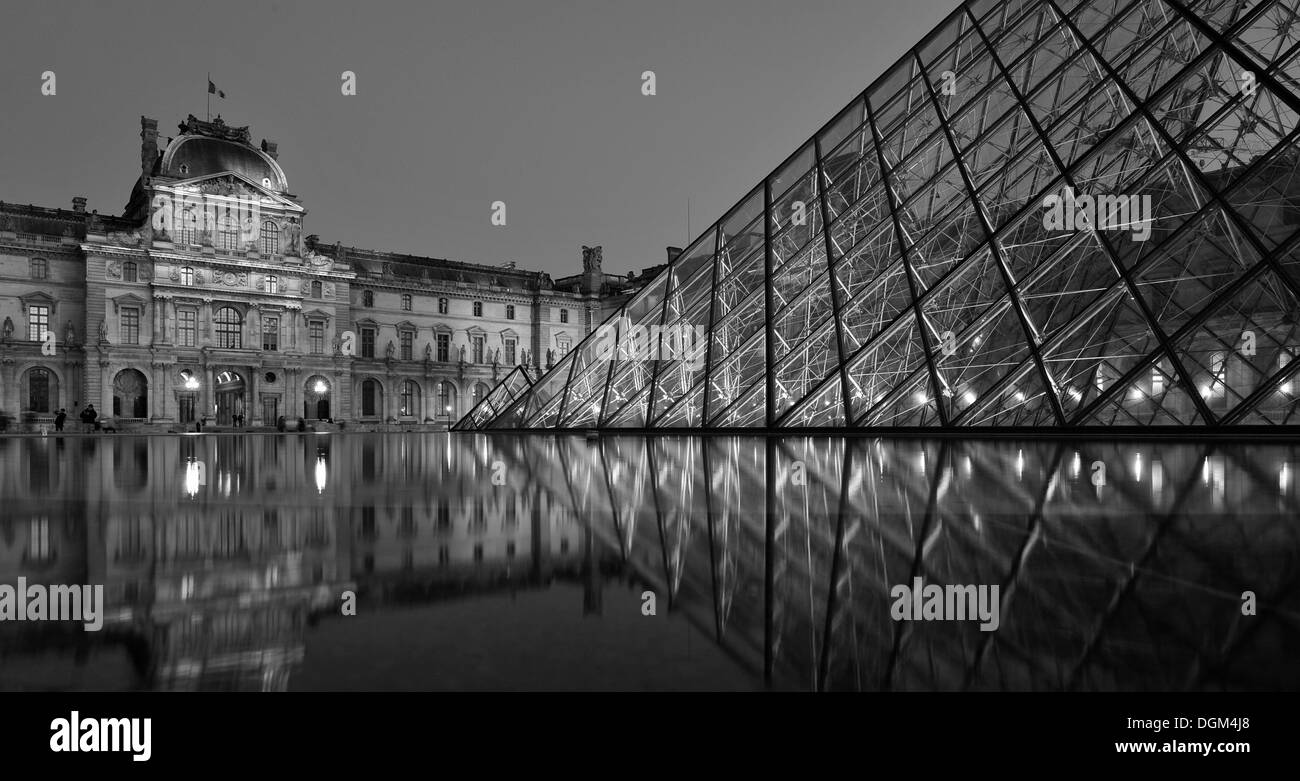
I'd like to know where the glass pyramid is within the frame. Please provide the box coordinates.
[452,366,534,430]
[464,0,1300,431]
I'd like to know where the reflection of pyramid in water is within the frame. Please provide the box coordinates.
[466,0,1300,431]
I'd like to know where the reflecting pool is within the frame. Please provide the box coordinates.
[0,433,1297,691]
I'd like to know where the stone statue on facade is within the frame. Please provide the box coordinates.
[98,319,108,342]
[64,320,76,347]
[385,340,395,359]
[546,348,554,368]
[1,316,12,340]
[424,343,433,361]
[458,345,466,363]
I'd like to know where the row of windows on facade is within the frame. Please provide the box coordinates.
[31,258,573,324]
[360,289,569,323]
[24,303,568,360]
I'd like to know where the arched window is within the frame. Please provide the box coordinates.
[180,266,195,286]
[123,261,138,282]
[473,382,490,408]
[438,298,449,314]
[400,380,421,417]
[214,307,242,349]
[31,258,48,279]
[472,301,482,317]
[28,368,53,413]
[260,221,279,256]
[363,290,374,307]
[311,280,322,298]
[401,294,412,311]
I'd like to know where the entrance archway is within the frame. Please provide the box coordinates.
[305,375,331,420]
[215,370,245,426]
[113,369,148,419]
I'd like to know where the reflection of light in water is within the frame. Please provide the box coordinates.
[1133,452,1143,482]
[1151,460,1163,496]
[184,460,201,498]
[963,456,972,477]
[1016,449,1024,481]
[1071,451,1081,478]
[315,454,328,494]
[917,450,925,475]
[1282,463,1290,495]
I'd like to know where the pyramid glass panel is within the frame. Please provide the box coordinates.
[458,0,1300,433]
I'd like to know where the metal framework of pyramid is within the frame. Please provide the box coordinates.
[464,0,1300,432]
[453,366,534,430]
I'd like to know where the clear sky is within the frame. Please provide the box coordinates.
[0,0,956,277]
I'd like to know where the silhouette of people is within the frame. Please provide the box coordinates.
[54,408,66,432]
[80,404,98,433]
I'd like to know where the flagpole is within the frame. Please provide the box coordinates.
[207,73,210,121]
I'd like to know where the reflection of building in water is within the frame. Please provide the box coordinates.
[0,433,594,690]
[2,432,1297,691]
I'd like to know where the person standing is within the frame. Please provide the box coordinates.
[54,408,66,432]
[81,404,97,433]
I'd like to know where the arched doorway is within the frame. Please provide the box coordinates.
[113,369,148,419]
[23,367,59,413]
[361,378,383,418]
[215,370,245,426]
[305,375,331,420]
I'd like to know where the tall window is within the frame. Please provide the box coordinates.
[436,333,450,362]
[472,335,484,364]
[179,209,199,246]
[180,266,195,286]
[400,380,420,416]
[438,298,448,314]
[504,338,516,365]
[506,304,515,320]
[361,327,375,358]
[263,316,279,351]
[218,215,241,251]
[31,258,47,279]
[557,336,571,355]
[438,381,454,416]
[400,330,413,361]
[260,221,279,255]
[362,290,374,307]
[266,275,279,294]
[311,280,322,298]
[309,320,324,354]
[178,309,196,347]
[362,379,380,417]
[28,305,50,342]
[560,308,569,324]
[1208,351,1226,398]
[473,301,482,317]
[402,294,412,311]
[29,368,52,413]
[120,307,140,345]
[123,261,138,282]
[214,307,242,349]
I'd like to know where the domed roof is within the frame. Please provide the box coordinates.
[159,124,288,192]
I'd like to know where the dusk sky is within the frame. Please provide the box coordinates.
[1,0,955,277]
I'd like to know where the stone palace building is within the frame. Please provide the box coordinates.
[0,114,645,431]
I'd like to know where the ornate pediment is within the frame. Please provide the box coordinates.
[110,292,149,313]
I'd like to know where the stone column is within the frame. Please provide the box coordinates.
[247,366,259,426]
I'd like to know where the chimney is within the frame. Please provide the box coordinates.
[261,139,279,160]
[667,246,683,263]
[71,197,87,213]
[140,116,159,178]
